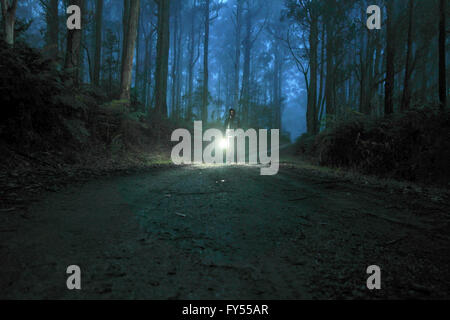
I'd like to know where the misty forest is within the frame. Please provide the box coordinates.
[0,0,449,299]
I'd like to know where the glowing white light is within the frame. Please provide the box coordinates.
[219,138,228,149]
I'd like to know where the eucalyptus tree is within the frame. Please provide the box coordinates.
[1,0,19,46]
[120,0,140,100]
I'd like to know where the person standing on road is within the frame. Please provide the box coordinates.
[223,108,241,163]
[224,108,241,131]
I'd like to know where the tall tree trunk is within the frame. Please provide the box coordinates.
[93,0,103,86]
[233,0,242,111]
[65,0,82,86]
[384,0,395,115]
[273,43,283,131]
[1,0,18,46]
[175,8,183,120]
[143,34,150,109]
[148,33,154,109]
[121,0,130,70]
[438,0,446,110]
[359,35,366,114]
[401,0,413,112]
[143,28,154,111]
[78,0,87,84]
[307,14,318,134]
[373,32,383,113]
[272,45,280,129]
[241,4,251,126]
[45,0,59,59]
[170,0,179,119]
[278,55,283,131]
[317,22,325,123]
[186,0,197,119]
[360,26,375,115]
[108,41,113,93]
[366,31,379,115]
[419,37,430,103]
[154,0,170,117]
[134,8,141,96]
[142,30,153,112]
[120,0,140,100]
[325,17,335,124]
[201,0,210,123]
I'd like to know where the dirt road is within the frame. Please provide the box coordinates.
[1,163,449,299]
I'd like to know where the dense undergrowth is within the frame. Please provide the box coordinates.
[0,41,175,167]
[2,41,448,189]
[295,108,450,186]
[0,42,179,209]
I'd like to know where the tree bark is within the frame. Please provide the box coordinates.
[120,0,140,100]
[154,0,170,117]
[1,0,18,46]
[78,0,87,83]
[384,0,395,115]
[121,0,130,70]
[174,6,183,120]
[170,0,179,119]
[93,0,104,87]
[325,15,335,124]
[65,0,82,86]
[143,28,154,110]
[272,41,283,131]
[186,0,197,119]
[273,44,280,129]
[317,22,325,123]
[233,0,242,112]
[45,0,59,59]
[307,13,318,134]
[401,0,413,112]
[201,0,210,123]
[241,2,251,126]
[134,9,142,97]
[438,0,447,110]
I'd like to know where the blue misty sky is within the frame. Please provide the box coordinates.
[207,0,306,140]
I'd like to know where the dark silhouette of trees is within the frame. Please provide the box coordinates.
[120,0,140,100]
[154,0,170,117]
